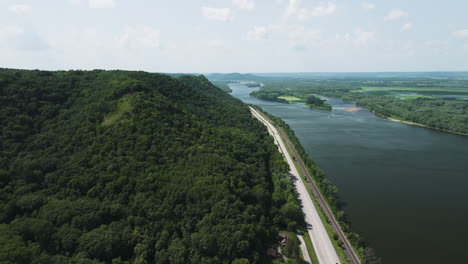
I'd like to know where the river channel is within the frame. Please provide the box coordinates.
[229,82,468,264]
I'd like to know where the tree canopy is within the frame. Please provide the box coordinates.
[0,69,302,263]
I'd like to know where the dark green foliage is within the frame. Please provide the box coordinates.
[305,95,324,106]
[211,80,233,93]
[305,95,332,111]
[245,83,261,88]
[0,69,299,263]
[250,91,288,103]
[281,233,301,259]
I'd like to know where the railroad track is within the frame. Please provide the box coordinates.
[258,110,361,264]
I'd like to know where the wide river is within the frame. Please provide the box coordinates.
[229,82,468,264]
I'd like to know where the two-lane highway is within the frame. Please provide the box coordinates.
[250,107,342,264]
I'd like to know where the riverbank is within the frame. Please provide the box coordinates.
[319,93,468,137]
[250,107,344,264]
[374,113,468,137]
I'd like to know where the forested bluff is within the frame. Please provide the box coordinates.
[0,69,305,264]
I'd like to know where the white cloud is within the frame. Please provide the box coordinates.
[288,27,323,51]
[232,0,255,10]
[69,0,83,7]
[285,0,336,20]
[0,24,24,39]
[384,9,408,21]
[0,24,49,50]
[89,0,115,9]
[246,26,269,40]
[139,27,160,49]
[353,30,376,45]
[115,25,134,49]
[425,40,448,46]
[72,28,104,49]
[361,2,375,10]
[453,29,468,39]
[202,7,232,22]
[310,2,336,17]
[402,23,413,31]
[114,26,161,49]
[424,40,449,55]
[284,0,301,18]
[338,29,376,47]
[10,4,31,15]
[207,39,225,48]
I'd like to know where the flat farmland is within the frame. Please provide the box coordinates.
[358,86,468,93]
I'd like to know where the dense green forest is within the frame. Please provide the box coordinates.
[210,80,232,93]
[250,91,288,104]
[0,69,304,263]
[340,94,468,134]
[245,83,261,88]
[305,95,331,111]
[247,74,468,135]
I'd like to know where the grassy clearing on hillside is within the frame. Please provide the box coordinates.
[102,94,133,126]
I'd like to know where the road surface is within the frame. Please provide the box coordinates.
[250,107,341,264]
[268,113,362,264]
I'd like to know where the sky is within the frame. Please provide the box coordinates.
[0,0,467,73]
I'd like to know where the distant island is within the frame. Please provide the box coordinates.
[245,82,261,88]
[305,95,332,111]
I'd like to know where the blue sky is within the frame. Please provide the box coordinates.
[1,0,467,72]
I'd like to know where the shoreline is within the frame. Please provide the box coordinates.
[251,106,363,264]
[375,113,468,137]
[250,107,345,264]
[333,96,468,137]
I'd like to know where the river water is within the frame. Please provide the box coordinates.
[229,82,468,264]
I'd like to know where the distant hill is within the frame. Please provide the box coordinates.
[254,71,468,80]
[0,69,302,263]
[206,72,262,81]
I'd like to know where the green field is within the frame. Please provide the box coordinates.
[384,94,435,100]
[358,86,468,93]
[278,95,304,102]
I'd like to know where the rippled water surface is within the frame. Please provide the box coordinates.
[229,83,468,264]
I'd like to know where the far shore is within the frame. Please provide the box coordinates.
[340,98,468,137]
[379,115,468,137]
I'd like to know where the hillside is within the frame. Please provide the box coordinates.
[206,73,261,81]
[0,69,302,263]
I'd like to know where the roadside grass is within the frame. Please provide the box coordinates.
[102,94,133,126]
[298,226,320,264]
[254,107,359,263]
[291,153,352,264]
[276,131,352,264]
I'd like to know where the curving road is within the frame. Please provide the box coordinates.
[250,107,341,264]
